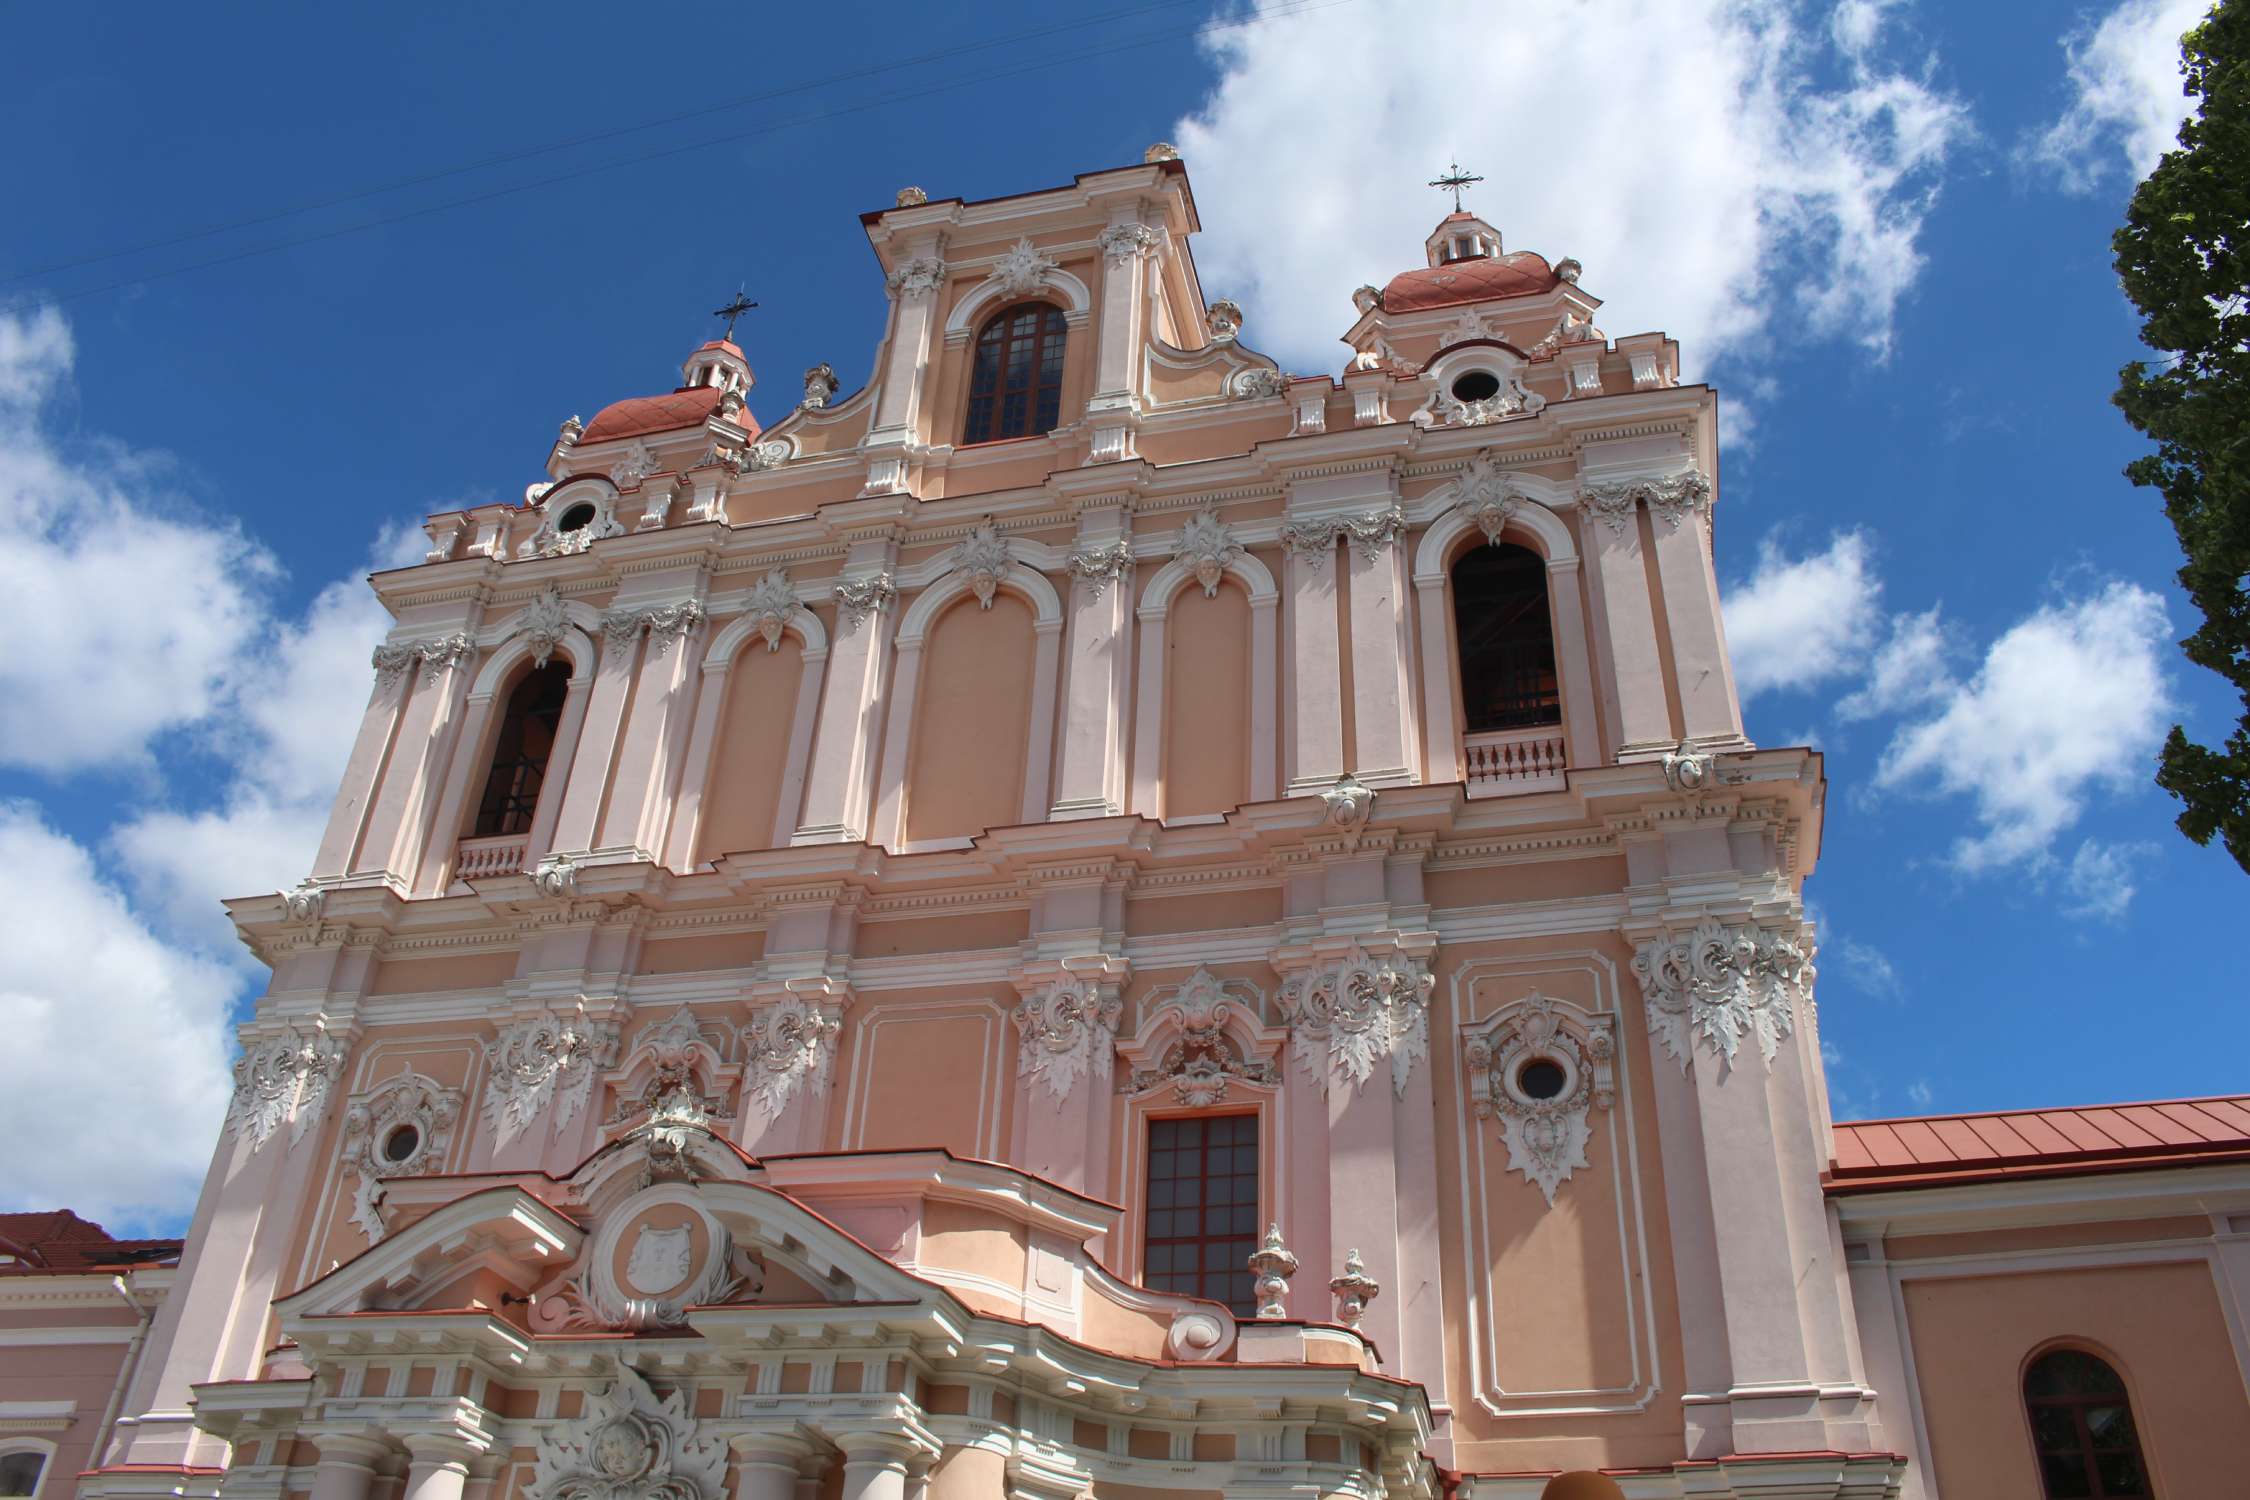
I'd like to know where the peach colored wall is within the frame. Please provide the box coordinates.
[694,638,804,860]
[904,595,1036,841]
[857,911,1031,958]
[1904,1262,2250,1497]
[839,993,1010,1159]
[925,1444,1006,1500]
[1423,858,1635,911]
[0,1333,138,1492]
[1122,889,1282,938]
[367,953,519,996]
[636,931,766,974]
[1163,581,1252,817]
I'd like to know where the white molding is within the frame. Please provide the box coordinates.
[0,1327,135,1346]
[942,267,1095,339]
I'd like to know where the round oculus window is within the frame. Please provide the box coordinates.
[557,501,599,534]
[382,1124,422,1164]
[1516,1058,1568,1101]
[1450,369,1502,403]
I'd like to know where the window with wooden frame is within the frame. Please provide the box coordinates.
[2023,1349,2152,1499]
[473,661,569,837]
[963,301,1067,445]
[1142,1114,1259,1315]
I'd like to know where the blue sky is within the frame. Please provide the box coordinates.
[0,0,2236,1229]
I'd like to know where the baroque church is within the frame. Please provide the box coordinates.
[11,149,2250,1500]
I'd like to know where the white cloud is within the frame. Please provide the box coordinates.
[1174,0,1970,375]
[0,804,236,1231]
[1723,531,1886,699]
[2028,0,2208,190]
[1836,606,1951,720]
[1874,582,2173,871]
[0,306,278,774]
[1832,935,1903,999]
[2062,838,2156,920]
[1905,1078,1935,1109]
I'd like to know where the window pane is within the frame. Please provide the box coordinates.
[0,1454,42,1499]
[2037,1452,2093,1499]
[2094,1451,2148,1496]
[2026,1351,2126,1398]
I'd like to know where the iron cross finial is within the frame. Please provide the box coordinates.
[712,288,758,341]
[1428,160,1485,213]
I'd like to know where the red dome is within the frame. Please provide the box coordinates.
[1381,251,1556,314]
[579,385,728,445]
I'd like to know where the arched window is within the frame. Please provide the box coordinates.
[473,662,569,837]
[0,1446,49,1500]
[963,301,1067,445]
[1452,542,1560,732]
[2024,1349,2151,1498]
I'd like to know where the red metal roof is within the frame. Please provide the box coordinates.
[1827,1095,2250,1193]
[0,1209,181,1274]
[1381,251,1556,314]
[578,385,727,445]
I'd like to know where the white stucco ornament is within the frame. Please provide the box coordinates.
[1453,451,1529,545]
[1247,1222,1298,1320]
[743,570,801,653]
[1097,223,1160,265]
[1320,772,1375,834]
[483,1011,621,1146]
[952,521,1012,609]
[1580,469,1714,538]
[986,236,1059,298]
[1465,992,1615,1206]
[884,256,945,299]
[1277,945,1433,1098]
[1228,366,1289,400]
[1065,541,1135,595]
[515,584,573,667]
[1632,920,1812,1071]
[623,1225,694,1294]
[528,1366,728,1500]
[741,995,843,1120]
[1329,1249,1380,1330]
[1013,977,1123,1105]
[339,1071,462,1244]
[1175,509,1244,598]
[832,573,896,628]
[227,1023,346,1148]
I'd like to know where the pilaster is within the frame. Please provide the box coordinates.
[1051,506,1135,818]
[795,541,899,844]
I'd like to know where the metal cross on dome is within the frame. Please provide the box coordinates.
[1428,160,1485,213]
[711,289,758,341]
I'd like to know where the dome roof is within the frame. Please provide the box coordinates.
[1381,250,1557,314]
[579,385,728,445]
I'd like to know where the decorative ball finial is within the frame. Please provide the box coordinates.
[802,363,839,410]
[1555,257,1583,285]
[1144,142,1180,163]
[895,186,928,208]
[1206,299,1243,341]
[1329,1248,1381,1329]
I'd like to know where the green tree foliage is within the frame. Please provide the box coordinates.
[2113,0,2250,872]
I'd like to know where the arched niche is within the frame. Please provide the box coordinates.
[664,598,832,867]
[1129,546,1279,818]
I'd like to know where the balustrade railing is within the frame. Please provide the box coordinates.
[454,832,530,881]
[1462,725,1567,795]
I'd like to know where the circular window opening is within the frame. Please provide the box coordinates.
[1450,369,1502,403]
[557,502,599,534]
[1517,1058,1568,1101]
[382,1124,422,1164]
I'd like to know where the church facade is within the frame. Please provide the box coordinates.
[60,151,2250,1500]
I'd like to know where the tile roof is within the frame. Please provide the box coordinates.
[0,1209,181,1274]
[1827,1095,2250,1193]
[577,385,727,445]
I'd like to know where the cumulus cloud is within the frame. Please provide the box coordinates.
[0,307,278,773]
[0,804,237,1230]
[0,304,412,1226]
[2062,838,2156,920]
[2028,0,2208,190]
[1873,582,2173,871]
[1722,531,1886,699]
[1174,0,1971,374]
[1836,606,1951,720]
[1831,935,1903,999]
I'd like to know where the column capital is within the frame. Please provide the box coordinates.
[828,1424,938,1467]
[305,1433,391,1470]
[728,1424,822,1466]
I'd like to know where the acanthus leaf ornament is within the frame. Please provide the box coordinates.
[1463,992,1615,1206]
[884,256,946,300]
[1064,541,1135,595]
[527,1365,729,1500]
[951,521,1011,609]
[743,569,801,652]
[1124,966,1278,1108]
[612,441,660,487]
[1276,944,1433,1098]
[1013,976,1123,1105]
[1175,508,1244,598]
[832,573,896,629]
[371,634,476,690]
[1453,451,1528,545]
[986,236,1059,297]
[515,584,573,667]
[227,1022,346,1148]
[1340,503,1406,562]
[1097,223,1160,265]
[1228,366,1289,400]
[483,1010,621,1146]
[1579,469,1713,538]
[280,880,326,925]
[741,994,844,1120]
[338,1070,461,1243]
[1630,919,1812,1071]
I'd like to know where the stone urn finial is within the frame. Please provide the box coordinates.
[895,186,928,208]
[1246,1222,1299,1320]
[1330,1248,1380,1329]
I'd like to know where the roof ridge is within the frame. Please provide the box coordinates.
[1833,1092,2250,1131]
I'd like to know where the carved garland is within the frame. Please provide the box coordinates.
[1276,945,1433,1098]
[602,600,707,662]
[885,256,946,299]
[1097,223,1160,264]
[1630,919,1812,1070]
[1064,541,1136,595]
[1014,977,1123,1105]
[832,574,897,628]
[1464,993,1615,1205]
[1580,470,1714,538]
[226,1024,347,1148]
[1278,504,1405,569]
[372,634,474,690]
[483,1011,621,1147]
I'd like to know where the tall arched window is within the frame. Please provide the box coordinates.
[0,1446,49,1500]
[963,301,1067,444]
[1452,542,1560,731]
[473,662,569,837]
[2024,1349,2151,1498]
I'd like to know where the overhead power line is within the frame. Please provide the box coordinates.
[2,0,1354,312]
